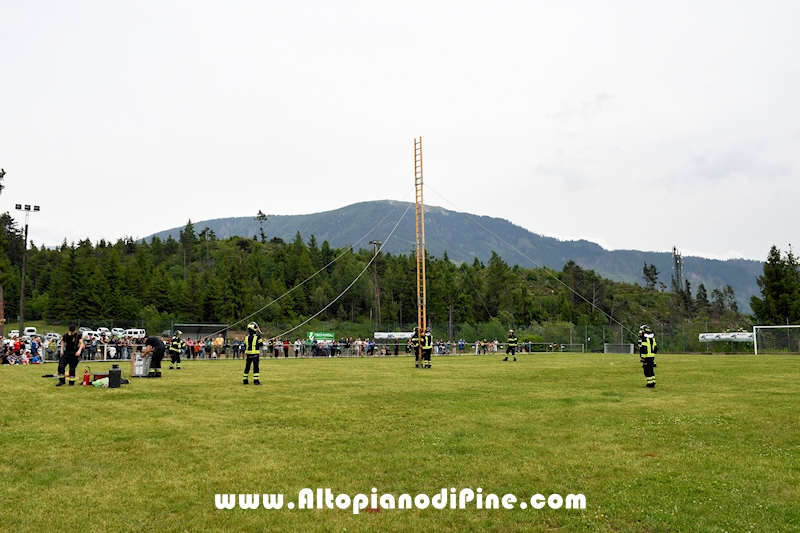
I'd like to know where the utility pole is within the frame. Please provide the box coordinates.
[369,240,382,333]
[15,203,40,334]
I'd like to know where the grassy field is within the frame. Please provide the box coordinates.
[1,353,798,532]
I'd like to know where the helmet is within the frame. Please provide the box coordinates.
[174,330,183,337]
[509,329,514,334]
[247,322,259,332]
[640,325,652,335]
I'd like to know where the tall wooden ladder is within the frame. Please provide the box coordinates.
[414,137,427,367]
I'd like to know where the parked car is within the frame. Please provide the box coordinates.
[24,326,37,336]
[83,331,102,342]
[79,327,92,333]
[124,328,147,338]
[111,328,125,337]
[97,327,111,336]
[45,332,61,343]
[8,330,19,339]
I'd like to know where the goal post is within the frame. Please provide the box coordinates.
[604,343,634,354]
[523,343,585,353]
[753,325,800,355]
[560,344,585,353]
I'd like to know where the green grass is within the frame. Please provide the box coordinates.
[1,354,798,532]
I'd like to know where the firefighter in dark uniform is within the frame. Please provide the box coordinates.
[411,327,421,367]
[243,322,263,385]
[638,325,657,388]
[57,325,84,386]
[503,329,518,361]
[168,330,186,370]
[421,327,433,368]
[142,335,167,378]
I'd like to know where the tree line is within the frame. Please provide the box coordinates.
[0,213,744,329]
[641,260,739,320]
[1,215,763,337]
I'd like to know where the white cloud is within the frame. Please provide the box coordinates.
[549,92,618,121]
[535,150,595,191]
[656,139,792,199]
[1,1,799,263]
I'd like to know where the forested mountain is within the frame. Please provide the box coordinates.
[149,200,763,313]
[1,212,746,343]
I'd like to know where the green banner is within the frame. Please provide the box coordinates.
[307,331,335,341]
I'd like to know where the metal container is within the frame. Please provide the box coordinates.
[133,355,151,377]
[109,364,121,388]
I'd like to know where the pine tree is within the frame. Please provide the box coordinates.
[642,262,659,307]
[695,283,709,315]
[486,251,510,317]
[751,246,800,324]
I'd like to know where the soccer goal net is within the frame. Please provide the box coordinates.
[526,343,585,353]
[753,325,800,354]
[559,344,585,353]
[604,343,634,354]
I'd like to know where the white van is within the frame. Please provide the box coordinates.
[124,328,147,338]
[24,327,37,336]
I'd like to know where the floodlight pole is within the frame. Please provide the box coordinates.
[15,204,40,334]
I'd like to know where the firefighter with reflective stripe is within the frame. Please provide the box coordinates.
[411,327,421,367]
[243,322,263,385]
[503,330,518,362]
[639,325,658,388]
[57,325,84,386]
[421,327,433,368]
[168,330,186,370]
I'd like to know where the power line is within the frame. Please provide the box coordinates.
[425,185,640,339]
[209,197,414,339]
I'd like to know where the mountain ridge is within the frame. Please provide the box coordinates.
[147,200,763,313]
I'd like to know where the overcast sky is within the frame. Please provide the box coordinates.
[2,1,798,261]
